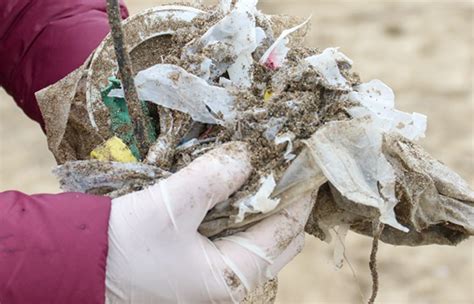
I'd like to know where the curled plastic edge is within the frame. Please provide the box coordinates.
[347,79,427,141]
[275,132,296,162]
[109,64,236,125]
[235,173,281,223]
[259,16,311,70]
[307,119,410,232]
[305,47,353,90]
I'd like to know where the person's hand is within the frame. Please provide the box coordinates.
[105,142,314,303]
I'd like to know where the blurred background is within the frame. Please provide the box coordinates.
[0,0,472,303]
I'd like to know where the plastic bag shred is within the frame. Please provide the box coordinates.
[110,64,235,124]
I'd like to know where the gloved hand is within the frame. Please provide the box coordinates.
[105,142,314,303]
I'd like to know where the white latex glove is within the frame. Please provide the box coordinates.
[105,142,314,304]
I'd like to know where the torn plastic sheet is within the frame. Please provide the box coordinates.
[234,0,258,12]
[305,48,353,90]
[275,132,296,162]
[263,117,287,141]
[383,135,474,234]
[305,134,474,246]
[199,5,258,88]
[53,160,170,196]
[235,174,281,223]
[272,148,327,199]
[260,17,311,70]
[109,64,235,124]
[306,119,409,232]
[347,79,427,141]
[219,0,232,13]
[189,58,213,81]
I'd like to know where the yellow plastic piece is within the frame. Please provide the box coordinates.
[90,136,138,163]
[264,89,273,101]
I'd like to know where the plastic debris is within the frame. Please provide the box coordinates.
[383,135,474,234]
[109,64,235,124]
[35,4,474,302]
[306,135,474,246]
[220,0,232,14]
[101,77,157,159]
[90,136,138,163]
[260,17,311,70]
[34,1,472,253]
[86,5,204,131]
[347,79,427,141]
[263,117,287,141]
[236,174,281,223]
[53,160,170,197]
[264,88,273,101]
[199,4,258,88]
[275,132,296,162]
[306,119,409,232]
[272,148,327,199]
[305,48,353,90]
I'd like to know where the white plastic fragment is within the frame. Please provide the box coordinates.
[234,0,258,12]
[263,117,287,141]
[199,4,258,88]
[109,64,235,124]
[305,48,353,90]
[275,132,296,162]
[306,119,409,232]
[260,17,311,70]
[220,0,232,13]
[348,79,427,141]
[145,138,169,164]
[236,173,281,223]
[255,27,267,47]
[54,161,170,193]
[190,57,213,80]
[176,138,200,150]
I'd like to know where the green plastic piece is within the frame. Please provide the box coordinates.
[100,77,157,160]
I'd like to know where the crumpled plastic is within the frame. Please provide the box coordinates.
[347,79,427,141]
[259,17,311,70]
[306,118,409,232]
[109,64,236,124]
[197,3,259,88]
[54,160,170,198]
[275,132,296,162]
[236,174,281,223]
[305,48,353,90]
[305,133,474,246]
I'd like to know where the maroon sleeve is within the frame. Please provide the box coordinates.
[0,0,129,129]
[0,191,112,304]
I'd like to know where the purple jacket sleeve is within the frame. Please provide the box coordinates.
[0,191,112,304]
[0,0,129,129]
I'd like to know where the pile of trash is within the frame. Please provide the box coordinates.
[36,1,473,302]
